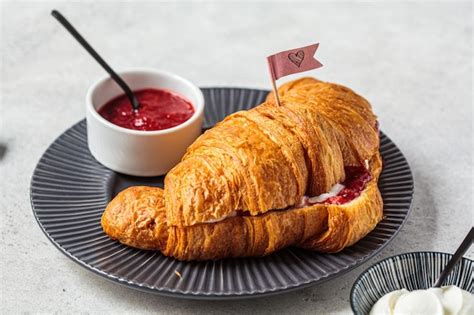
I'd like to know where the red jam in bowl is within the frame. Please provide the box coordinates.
[98,88,195,131]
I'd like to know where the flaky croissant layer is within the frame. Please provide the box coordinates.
[101,77,383,261]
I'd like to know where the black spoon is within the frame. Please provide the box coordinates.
[433,226,474,287]
[51,10,140,111]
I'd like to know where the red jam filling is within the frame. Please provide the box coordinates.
[205,166,372,223]
[322,166,372,205]
[98,88,195,131]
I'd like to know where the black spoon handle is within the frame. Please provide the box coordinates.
[51,10,140,110]
[434,227,474,288]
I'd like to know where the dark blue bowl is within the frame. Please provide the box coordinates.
[350,251,474,315]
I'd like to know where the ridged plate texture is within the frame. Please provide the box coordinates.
[31,88,414,299]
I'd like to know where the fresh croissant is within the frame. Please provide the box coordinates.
[102,77,383,261]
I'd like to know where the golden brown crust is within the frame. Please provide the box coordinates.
[101,185,326,260]
[165,78,378,226]
[101,162,381,260]
[101,186,168,251]
[165,115,301,226]
[101,77,384,261]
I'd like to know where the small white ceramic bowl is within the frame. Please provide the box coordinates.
[86,68,204,176]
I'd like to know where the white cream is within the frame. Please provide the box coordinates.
[370,289,408,315]
[308,183,345,204]
[202,211,237,223]
[202,182,347,224]
[370,286,474,315]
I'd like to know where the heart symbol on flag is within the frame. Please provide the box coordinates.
[288,50,305,67]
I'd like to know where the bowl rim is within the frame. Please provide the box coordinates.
[85,67,205,136]
[350,250,474,314]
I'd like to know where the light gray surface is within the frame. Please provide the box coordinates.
[0,1,472,314]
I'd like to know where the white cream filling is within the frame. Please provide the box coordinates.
[202,211,237,223]
[203,182,347,224]
[307,183,345,204]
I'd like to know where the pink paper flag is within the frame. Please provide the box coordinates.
[267,43,323,80]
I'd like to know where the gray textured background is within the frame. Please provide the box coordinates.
[1,1,472,314]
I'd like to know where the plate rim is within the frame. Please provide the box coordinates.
[30,87,414,300]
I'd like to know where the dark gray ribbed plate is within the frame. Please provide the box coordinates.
[31,88,414,299]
